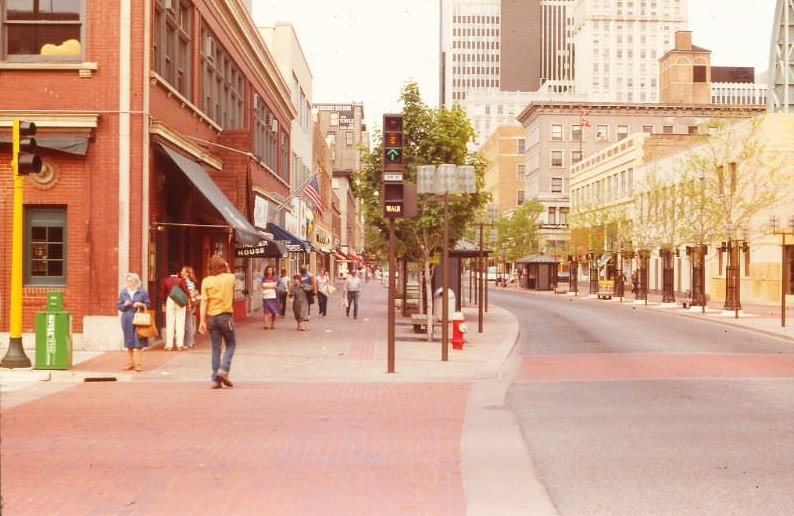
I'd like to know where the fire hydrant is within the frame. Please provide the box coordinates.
[452,311,467,350]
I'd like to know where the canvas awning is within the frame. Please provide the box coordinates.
[159,145,261,245]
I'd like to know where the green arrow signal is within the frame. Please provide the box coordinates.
[386,149,401,162]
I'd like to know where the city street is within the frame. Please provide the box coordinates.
[2,281,794,515]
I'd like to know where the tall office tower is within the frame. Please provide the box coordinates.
[572,0,688,103]
[540,0,576,93]
[440,0,502,107]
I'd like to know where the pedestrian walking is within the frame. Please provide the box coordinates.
[198,255,237,389]
[181,265,199,349]
[288,274,309,331]
[299,265,317,316]
[315,266,332,316]
[277,268,289,317]
[117,272,150,372]
[343,270,362,319]
[160,268,189,351]
[261,265,280,330]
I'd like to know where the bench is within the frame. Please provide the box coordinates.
[596,291,613,300]
[410,314,440,334]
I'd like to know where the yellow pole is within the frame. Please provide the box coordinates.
[2,119,33,368]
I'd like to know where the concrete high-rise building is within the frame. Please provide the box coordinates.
[572,0,688,103]
[440,0,575,108]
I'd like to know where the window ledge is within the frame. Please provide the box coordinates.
[0,61,98,77]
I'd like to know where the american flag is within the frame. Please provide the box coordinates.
[303,175,324,216]
[579,109,591,128]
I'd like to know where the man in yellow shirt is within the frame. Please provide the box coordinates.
[198,255,237,389]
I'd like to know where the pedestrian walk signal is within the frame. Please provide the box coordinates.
[383,114,403,172]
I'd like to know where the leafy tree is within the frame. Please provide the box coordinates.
[356,81,489,339]
[493,201,544,264]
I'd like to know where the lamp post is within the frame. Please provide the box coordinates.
[587,251,598,295]
[567,255,579,295]
[686,244,708,312]
[770,214,794,327]
[636,249,650,304]
[477,203,498,333]
[719,225,749,318]
[417,164,476,361]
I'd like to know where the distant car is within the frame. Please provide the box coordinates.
[486,266,499,281]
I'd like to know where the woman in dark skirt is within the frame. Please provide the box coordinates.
[261,265,281,329]
[288,274,309,331]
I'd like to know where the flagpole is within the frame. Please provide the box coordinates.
[274,173,319,213]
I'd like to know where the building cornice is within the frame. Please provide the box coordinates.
[149,120,223,170]
[517,101,766,124]
[0,111,99,129]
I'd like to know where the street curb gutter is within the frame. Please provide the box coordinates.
[462,306,559,516]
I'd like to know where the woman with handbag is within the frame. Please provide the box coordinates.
[117,272,151,371]
[315,267,332,317]
[288,274,310,331]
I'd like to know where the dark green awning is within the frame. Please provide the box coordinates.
[159,145,261,246]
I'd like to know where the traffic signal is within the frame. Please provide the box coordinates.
[382,114,403,172]
[12,120,41,176]
[383,182,404,218]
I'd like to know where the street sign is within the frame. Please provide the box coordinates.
[383,173,403,182]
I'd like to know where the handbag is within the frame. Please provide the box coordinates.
[132,307,151,326]
[169,284,188,307]
[136,309,159,338]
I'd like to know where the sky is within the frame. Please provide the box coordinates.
[251,0,778,133]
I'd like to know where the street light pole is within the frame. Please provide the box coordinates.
[770,214,794,327]
[441,192,450,361]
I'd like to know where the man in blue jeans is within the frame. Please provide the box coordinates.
[343,270,361,319]
[198,255,237,389]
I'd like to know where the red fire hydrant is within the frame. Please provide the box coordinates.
[452,311,467,350]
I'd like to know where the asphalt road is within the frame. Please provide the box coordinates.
[489,289,794,516]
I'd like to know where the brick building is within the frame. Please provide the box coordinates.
[0,0,294,350]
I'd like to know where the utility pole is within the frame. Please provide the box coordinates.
[2,120,42,368]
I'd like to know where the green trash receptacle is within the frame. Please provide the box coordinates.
[35,292,72,370]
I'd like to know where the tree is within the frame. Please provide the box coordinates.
[356,81,489,339]
[494,201,544,264]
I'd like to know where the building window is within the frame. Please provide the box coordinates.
[153,0,192,98]
[572,150,583,164]
[25,206,66,286]
[551,176,563,193]
[517,164,525,181]
[662,125,673,134]
[693,65,707,82]
[2,0,84,61]
[559,207,569,225]
[642,125,654,134]
[517,138,526,154]
[571,124,582,141]
[201,27,244,129]
[596,124,609,141]
[551,150,563,167]
[688,125,698,135]
[551,124,563,141]
[330,112,339,126]
[548,207,557,225]
[516,190,525,206]
[345,131,353,145]
[253,94,282,179]
[617,125,629,141]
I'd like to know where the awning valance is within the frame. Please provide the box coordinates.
[159,145,261,246]
[266,222,312,253]
[235,233,289,258]
[0,133,90,156]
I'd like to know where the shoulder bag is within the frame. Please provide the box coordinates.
[169,284,188,307]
